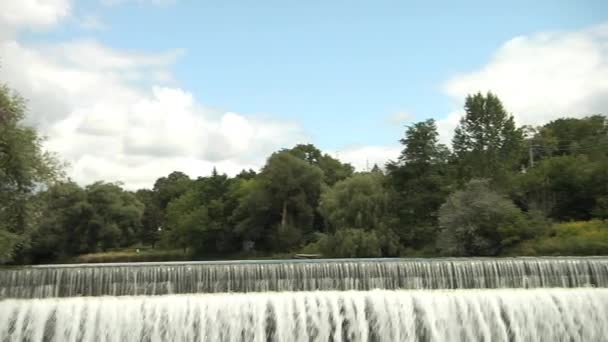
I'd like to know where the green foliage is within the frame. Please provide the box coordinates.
[320,172,391,231]
[0,84,63,263]
[234,151,324,252]
[437,179,539,256]
[514,155,598,220]
[386,119,452,248]
[161,171,243,255]
[27,181,144,263]
[452,92,524,185]
[509,221,608,256]
[2,85,608,264]
[288,144,354,186]
[303,229,382,258]
[72,248,189,264]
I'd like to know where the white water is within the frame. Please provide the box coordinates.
[3,257,607,298]
[1,288,607,342]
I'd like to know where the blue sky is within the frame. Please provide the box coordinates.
[2,0,608,187]
[24,0,608,147]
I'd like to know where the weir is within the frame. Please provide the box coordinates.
[1,288,607,342]
[1,257,607,298]
[2,257,608,341]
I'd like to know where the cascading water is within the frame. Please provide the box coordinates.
[1,288,607,342]
[2,257,608,298]
[1,257,608,341]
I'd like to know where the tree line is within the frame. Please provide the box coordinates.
[1,84,607,264]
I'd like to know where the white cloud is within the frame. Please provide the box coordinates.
[338,24,608,168]
[444,23,608,129]
[435,111,462,146]
[387,111,414,125]
[0,2,306,189]
[79,15,106,31]
[334,145,401,171]
[0,0,70,34]
[100,0,177,7]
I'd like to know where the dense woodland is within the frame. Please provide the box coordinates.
[1,82,608,264]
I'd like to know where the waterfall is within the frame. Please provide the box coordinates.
[1,288,607,342]
[2,257,608,341]
[2,257,607,298]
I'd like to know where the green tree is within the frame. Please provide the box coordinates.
[288,144,354,186]
[310,228,383,258]
[0,85,62,263]
[526,115,608,164]
[318,172,401,256]
[134,189,162,247]
[452,92,524,185]
[85,182,144,251]
[29,181,92,262]
[437,179,534,256]
[163,170,243,255]
[320,173,390,231]
[514,155,598,221]
[386,119,452,249]
[234,151,324,252]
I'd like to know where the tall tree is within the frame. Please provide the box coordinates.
[288,144,354,186]
[163,170,242,255]
[452,92,524,184]
[386,119,451,249]
[0,85,62,263]
[234,151,324,252]
[85,182,144,251]
[134,189,162,247]
[29,181,92,262]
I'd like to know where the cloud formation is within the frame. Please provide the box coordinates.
[341,23,608,167]
[100,0,177,7]
[0,0,306,189]
[442,23,608,140]
[78,15,107,31]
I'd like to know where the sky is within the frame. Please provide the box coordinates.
[1,0,607,189]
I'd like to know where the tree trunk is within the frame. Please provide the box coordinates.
[281,201,288,231]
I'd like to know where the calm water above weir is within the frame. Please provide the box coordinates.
[1,257,608,298]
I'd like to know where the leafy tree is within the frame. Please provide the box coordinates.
[320,173,391,231]
[0,85,62,263]
[526,115,608,164]
[311,228,382,258]
[452,92,524,184]
[386,119,452,248]
[437,179,534,256]
[134,189,162,247]
[163,170,243,255]
[29,181,92,262]
[153,171,192,211]
[85,182,144,251]
[319,172,401,256]
[514,155,598,221]
[288,144,354,186]
[234,151,324,252]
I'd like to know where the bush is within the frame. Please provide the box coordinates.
[301,229,382,258]
[71,249,190,263]
[437,179,534,256]
[509,220,608,256]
